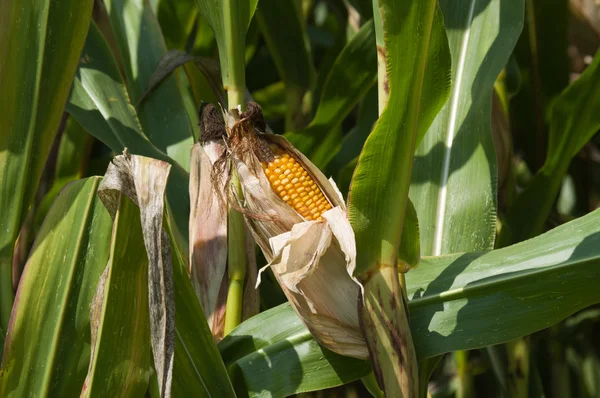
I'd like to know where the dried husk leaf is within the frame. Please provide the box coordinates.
[98,151,174,398]
[189,141,228,339]
[225,110,368,360]
[189,129,259,341]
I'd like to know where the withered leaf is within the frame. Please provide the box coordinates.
[98,150,174,398]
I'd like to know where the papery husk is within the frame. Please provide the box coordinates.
[189,102,260,341]
[189,141,229,340]
[225,110,368,360]
[189,138,260,342]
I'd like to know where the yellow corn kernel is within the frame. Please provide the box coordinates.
[263,147,332,220]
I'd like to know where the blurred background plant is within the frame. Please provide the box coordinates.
[1,0,600,396]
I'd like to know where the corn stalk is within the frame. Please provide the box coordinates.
[348,0,451,396]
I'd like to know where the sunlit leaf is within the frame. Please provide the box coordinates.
[81,194,153,397]
[410,0,525,256]
[0,0,93,337]
[0,178,112,396]
[348,4,451,274]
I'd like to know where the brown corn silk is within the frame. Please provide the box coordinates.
[222,103,368,360]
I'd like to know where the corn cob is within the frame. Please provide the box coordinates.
[221,103,368,360]
[261,145,332,221]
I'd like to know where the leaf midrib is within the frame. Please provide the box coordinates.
[431,0,477,256]
[408,252,600,309]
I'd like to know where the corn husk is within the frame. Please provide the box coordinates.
[223,105,368,360]
[189,107,259,342]
[189,140,228,339]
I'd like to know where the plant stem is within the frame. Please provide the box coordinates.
[224,0,247,110]
[455,350,473,398]
[506,337,530,398]
[221,0,250,334]
[224,171,247,335]
[223,278,244,334]
[360,266,418,397]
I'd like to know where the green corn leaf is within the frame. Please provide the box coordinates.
[410,0,525,256]
[103,0,194,170]
[169,223,237,397]
[81,194,153,397]
[221,206,600,392]
[0,178,112,396]
[256,0,315,131]
[348,4,451,393]
[219,303,371,397]
[67,21,190,259]
[67,23,168,161]
[0,0,93,337]
[286,20,377,169]
[348,3,451,275]
[54,119,92,184]
[498,50,600,246]
[407,206,600,360]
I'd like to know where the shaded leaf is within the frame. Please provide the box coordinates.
[510,0,570,169]
[499,50,600,245]
[138,50,195,106]
[286,20,377,169]
[157,0,199,50]
[34,118,93,232]
[256,0,315,130]
[219,303,371,397]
